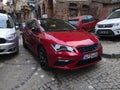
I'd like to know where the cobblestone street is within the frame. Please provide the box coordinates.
[0,33,120,90]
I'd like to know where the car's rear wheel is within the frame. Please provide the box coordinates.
[38,46,50,70]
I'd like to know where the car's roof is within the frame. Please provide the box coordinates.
[114,9,120,12]
[69,15,92,20]
[0,13,8,19]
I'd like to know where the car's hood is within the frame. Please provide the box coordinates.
[0,28,16,38]
[44,31,98,47]
[97,18,120,24]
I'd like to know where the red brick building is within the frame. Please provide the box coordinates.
[37,0,120,20]
[37,0,91,20]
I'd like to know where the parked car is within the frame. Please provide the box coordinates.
[68,15,99,32]
[19,22,26,31]
[95,9,120,37]
[22,18,102,70]
[15,22,26,31]
[0,13,19,55]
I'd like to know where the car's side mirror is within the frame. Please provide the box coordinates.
[15,25,19,30]
[31,27,38,32]
[15,23,19,30]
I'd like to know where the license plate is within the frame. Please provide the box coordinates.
[99,31,108,34]
[82,52,98,60]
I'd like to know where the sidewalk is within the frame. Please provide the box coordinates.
[101,40,120,58]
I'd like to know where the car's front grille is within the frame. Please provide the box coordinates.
[77,44,98,53]
[98,24,113,28]
[97,29,114,36]
[0,49,5,52]
[0,38,6,44]
[75,56,101,67]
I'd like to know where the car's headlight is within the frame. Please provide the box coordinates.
[95,24,98,28]
[7,33,17,40]
[113,23,120,27]
[51,44,75,52]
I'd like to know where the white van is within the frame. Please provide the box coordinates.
[95,9,120,37]
[0,13,19,54]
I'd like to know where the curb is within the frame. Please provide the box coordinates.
[102,53,120,58]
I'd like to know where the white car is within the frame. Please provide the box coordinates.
[95,9,120,37]
[0,13,19,54]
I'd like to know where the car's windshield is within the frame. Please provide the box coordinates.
[107,10,120,19]
[0,16,13,28]
[68,19,79,25]
[39,19,77,32]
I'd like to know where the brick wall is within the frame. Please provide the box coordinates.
[90,2,120,20]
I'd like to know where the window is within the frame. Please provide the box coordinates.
[82,17,89,23]
[69,3,78,17]
[107,10,120,19]
[87,16,94,22]
[0,16,13,28]
[40,19,77,31]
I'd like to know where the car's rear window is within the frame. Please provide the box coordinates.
[39,19,77,32]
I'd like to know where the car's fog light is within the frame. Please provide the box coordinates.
[55,59,74,66]
[117,31,120,33]
[58,59,70,62]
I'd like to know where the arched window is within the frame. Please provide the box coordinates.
[69,3,78,17]
[81,5,89,15]
[38,6,41,18]
[42,3,45,14]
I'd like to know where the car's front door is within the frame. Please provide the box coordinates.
[81,17,90,31]
[29,20,40,53]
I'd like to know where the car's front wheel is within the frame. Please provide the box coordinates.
[38,46,50,70]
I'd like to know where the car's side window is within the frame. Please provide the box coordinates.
[82,17,89,23]
[87,16,95,22]
[31,21,37,28]
[30,20,38,32]
[7,16,14,28]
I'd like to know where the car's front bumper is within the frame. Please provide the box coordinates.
[95,28,120,37]
[0,39,19,55]
[47,47,102,70]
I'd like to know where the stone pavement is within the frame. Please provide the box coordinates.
[0,31,120,90]
[100,37,120,58]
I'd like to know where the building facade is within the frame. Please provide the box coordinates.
[37,0,92,20]
[91,0,120,20]
[3,0,120,22]
[36,0,120,20]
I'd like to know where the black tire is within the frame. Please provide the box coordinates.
[15,45,19,55]
[14,41,19,55]
[38,46,50,70]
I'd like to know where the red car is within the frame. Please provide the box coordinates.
[69,15,99,32]
[22,18,102,70]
